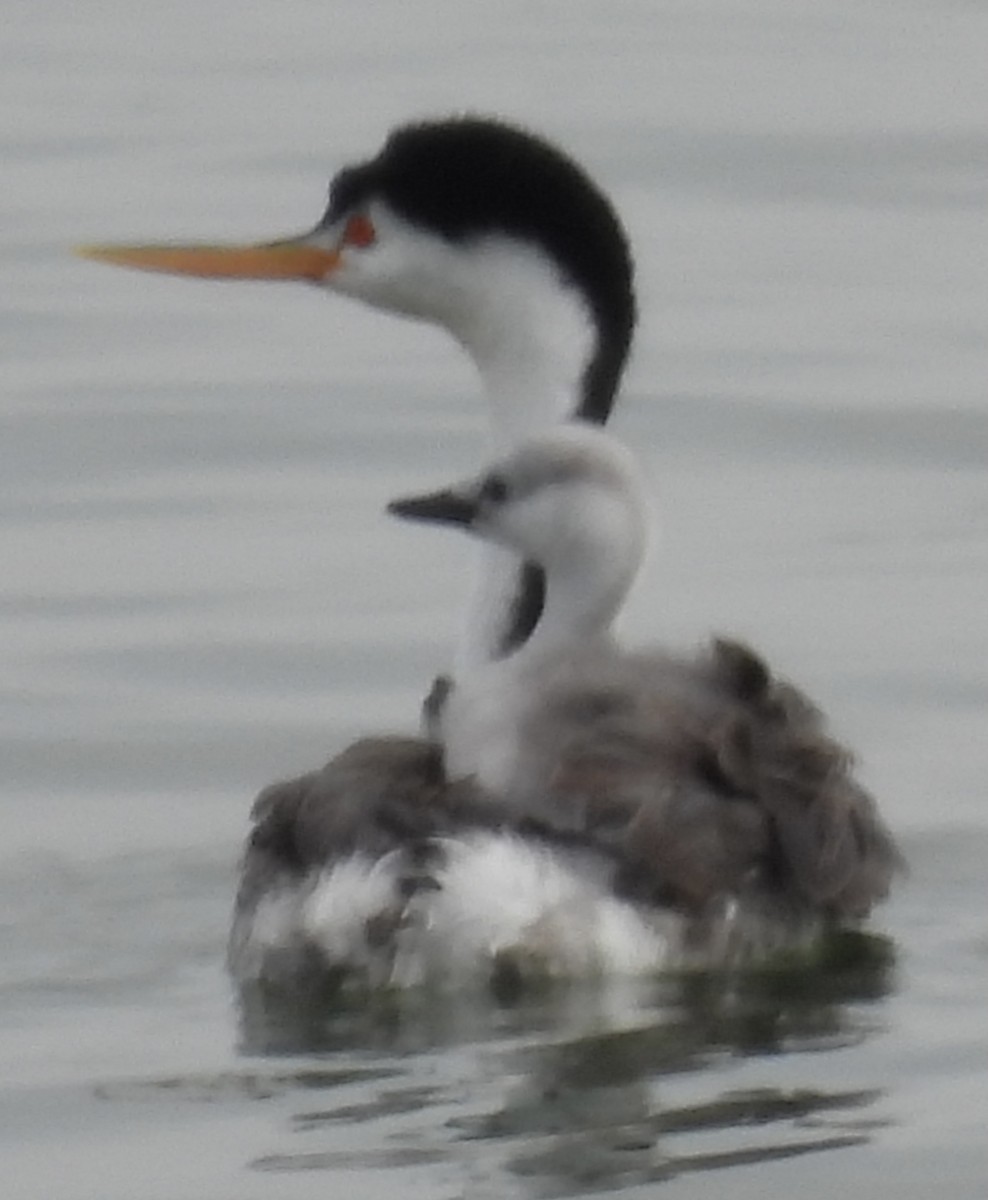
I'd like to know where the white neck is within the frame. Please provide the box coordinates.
[514,490,644,662]
[445,240,601,667]
[442,487,646,791]
[455,529,626,675]
[520,557,623,660]
[328,212,600,444]
[443,237,598,447]
[325,213,605,668]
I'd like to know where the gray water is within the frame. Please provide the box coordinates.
[2,1,987,1196]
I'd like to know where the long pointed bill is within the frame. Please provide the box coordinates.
[75,237,341,282]
[387,488,478,529]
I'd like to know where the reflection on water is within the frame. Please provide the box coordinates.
[451,940,894,1194]
[101,930,893,1196]
[234,927,895,1057]
[3,0,987,1195]
[94,1063,402,1104]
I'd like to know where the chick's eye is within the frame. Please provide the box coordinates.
[479,473,509,504]
[342,212,376,248]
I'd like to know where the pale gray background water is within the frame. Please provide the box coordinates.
[2,1,986,1196]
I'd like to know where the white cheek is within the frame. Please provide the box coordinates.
[324,243,452,323]
[321,203,457,320]
[494,500,555,558]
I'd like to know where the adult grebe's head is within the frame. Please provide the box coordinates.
[79,117,636,433]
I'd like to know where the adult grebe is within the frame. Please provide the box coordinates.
[79,120,899,994]
[82,116,658,996]
[79,117,636,663]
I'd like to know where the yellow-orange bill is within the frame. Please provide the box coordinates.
[75,240,340,282]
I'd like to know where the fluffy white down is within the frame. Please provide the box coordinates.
[232,855,401,988]
[303,854,397,945]
[290,833,674,989]
[422,833,674,979]
[230,836,820,992]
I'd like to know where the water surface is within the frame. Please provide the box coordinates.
[2,1,987,1197]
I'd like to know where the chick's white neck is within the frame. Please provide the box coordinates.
[444,484,647,790]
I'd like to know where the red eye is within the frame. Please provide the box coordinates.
[343,213,376,248]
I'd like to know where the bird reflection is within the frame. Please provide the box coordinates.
[235,930,896,1195]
